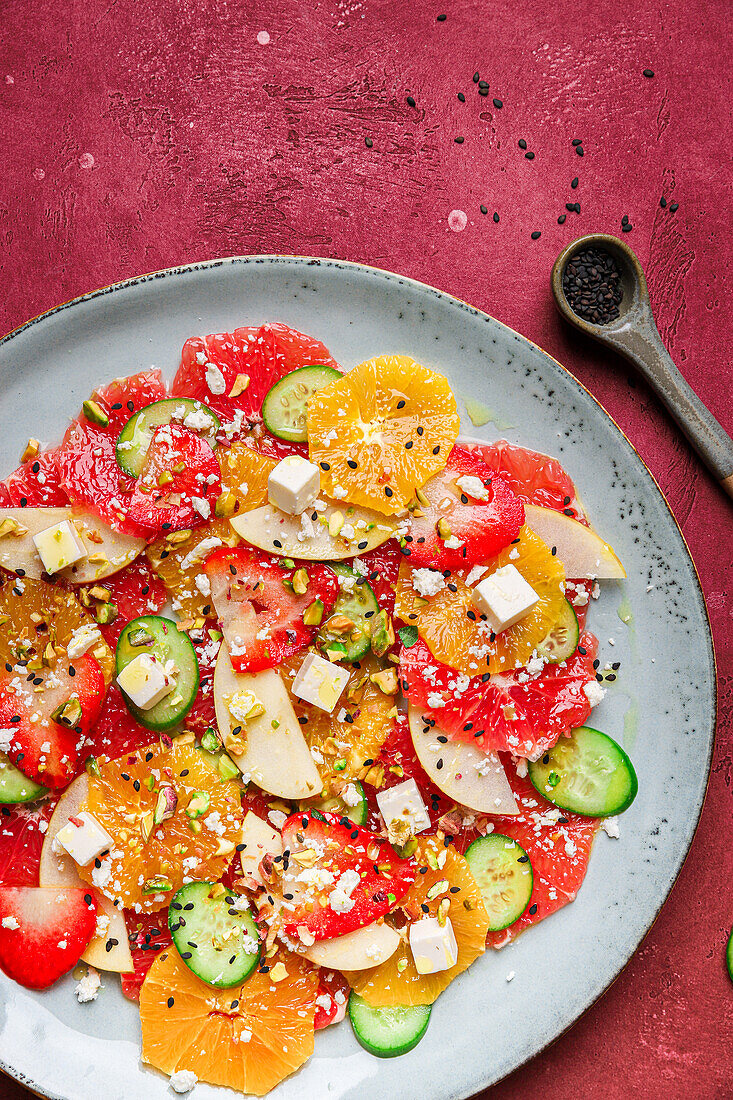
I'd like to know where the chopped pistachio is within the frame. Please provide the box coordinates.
[88,585,111,603]
[328,511,345,538]
[215,490,236,518]
[51,698,82,728]
[228,373,250,398]
[370,667,399,694]
[292,568,309,596]
[185,790,211,820]
[82,399,109,427]
[0,517,27,538]
[303,598,324,626]
[95,602,118,625]
[370,609,394,657]
[437,518,452,540]
[20,438,40,464]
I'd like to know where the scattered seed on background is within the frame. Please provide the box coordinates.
[643,68,655,77]
[660,196,667,207]
[622,223,633,232]
[558,214,567,224]
[670,201,679,212]
[479,87,489,96]
[531,230,541,239]
[572,138,582,146]
[571,177,579,189]
[493,98,503,108]
[406,95,416,107]
[457,92,465,102]
[493,211,500,223]
[518,139,527,149]
[473,71,480,83]
[437,12,447,20]
[575,145,585,156]
[480,204,488,214]
[621,214,629,226]
[365,137,373,148]
[454,135,464,144]
[525,151,535,160]
[563,247,624,324]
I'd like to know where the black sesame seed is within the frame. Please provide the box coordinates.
[529,903,538,915]
[518,139,527,149]
[492,98,503,108]
[525,151,535,160]
[670,202,679,213]
[347,459,358,469]
[643,68,654,78]
[167,996,175,1007]
[320,461,330,471]
[660,196,667,208]
[365,137,373,148]
[571,177,579,189]
[480,204,488,214]
[436,12,447,20]
[457,92,465,102]
[454,136,464,144]
[576,145,584,156]
[558,214,567,224]
[406,95,416,107]
[531,231,541,240]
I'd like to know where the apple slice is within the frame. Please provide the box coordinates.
[0,506,145,583]
[302,921,400,970]
[39,773,133,973]
[214,646,321,799]
[239,811,283,888]
[408,707,519,815]
[229,499,397,561]
[524,504,625,579]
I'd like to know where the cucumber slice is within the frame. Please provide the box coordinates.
[168,880,261,988]
[727,927,733,984]
[348,993,431,1058]
[317,563,379,662]
[535,598,580,663]
[464,834,533,931]
[528,725,638,817]
[116,615,200,731]
[0,752,47,804]
[315,781,367,826]
[116,398,220,477]
[262,365,341,442]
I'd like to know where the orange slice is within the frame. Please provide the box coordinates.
[146,444,273,622]
[393,560,432,625]
[140,946,317,1096]
[79,738,243,912]
[343,836,489,1005]
[307,355,460,515]
[0,575,114,683]
[417,526,566,675]
[280,653,394,785]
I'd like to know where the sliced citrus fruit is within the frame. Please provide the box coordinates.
[307,355,460,515]
[393,560,432,625]
[477,439,584,521]
[140,946,317,1096]
[279,653,395,786]
[0,575,114,683]
[79,739,243,912]
[218,441,276,512]
[417,526,566,675]
[146,518,238,624]
[343,836,489,1006]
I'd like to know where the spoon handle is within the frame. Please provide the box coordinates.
[604,317,733,498]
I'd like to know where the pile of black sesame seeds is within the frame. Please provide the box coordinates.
[562,247,624,325]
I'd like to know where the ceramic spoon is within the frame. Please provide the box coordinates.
[551,233,733,500]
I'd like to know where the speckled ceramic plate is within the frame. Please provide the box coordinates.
[0,257,715,1100]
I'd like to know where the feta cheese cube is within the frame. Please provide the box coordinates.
[291,652,350,713]
[32,520,85,575]
[408,916,458,975]
[376,778,430,836]
[267,455,321,515]
[471,564,539,633]
[66,623,102,660]
[116,653,176,711]
[55,811,113,867]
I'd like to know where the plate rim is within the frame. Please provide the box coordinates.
[0,254,717,1100]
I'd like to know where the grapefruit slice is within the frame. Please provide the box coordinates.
[172,322,341,428]
[92,556,167,650]
[79,739,243,912]
[140,947,317,1096]
[417,525,566,675]
[524,504,625,579]
[307,355,460,515]
[477,440,584,520]
[0,448,68,507]
[0,802,55,886]
[343,836,489,1006]
[0,507,145,584]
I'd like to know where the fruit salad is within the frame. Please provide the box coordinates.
[0,324,637,1095]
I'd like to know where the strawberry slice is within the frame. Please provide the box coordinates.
[405,446,524,570]
[401,633,598,758]
[205,548,339,674]
[125,423,221,535]
[280,810,417,941]
[0,885,97,989]
[0,655,106,788]
[172,322,341,429]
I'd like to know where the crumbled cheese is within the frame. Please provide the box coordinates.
[75,966,101,1003]
[169,1069,198,1093]
[205,362,226,395]
[329,868,360,913]
[583,681,606,708]
[67,623,103,660]
[602,816,620,839]
[443,535,464,550]
[1,916,19,930]
[455,474,489,501]
[411,568,446,598]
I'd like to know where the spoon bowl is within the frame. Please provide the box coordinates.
[551,233,733,498]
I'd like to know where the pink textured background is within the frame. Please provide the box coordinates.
[0,1,731,1097]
